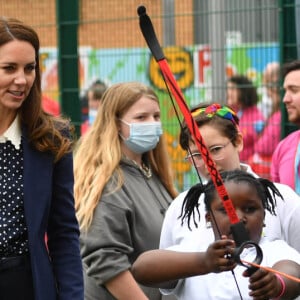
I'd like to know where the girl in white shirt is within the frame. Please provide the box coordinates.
[132,170,300,299]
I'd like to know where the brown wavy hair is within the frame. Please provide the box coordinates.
[0,17,73,161]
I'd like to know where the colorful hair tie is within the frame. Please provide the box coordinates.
[191,103,238,125]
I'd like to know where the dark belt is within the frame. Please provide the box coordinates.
[0,254,30,272]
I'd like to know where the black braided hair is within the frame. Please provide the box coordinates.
[180,169,281,230]
[180,182,204,229]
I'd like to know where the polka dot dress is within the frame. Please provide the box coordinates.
[0,140,29,256]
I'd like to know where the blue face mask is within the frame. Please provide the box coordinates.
[120,120,163,154]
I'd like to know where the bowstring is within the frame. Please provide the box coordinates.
[159,72,203,184]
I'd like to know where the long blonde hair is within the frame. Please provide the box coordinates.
[74,82,178,231]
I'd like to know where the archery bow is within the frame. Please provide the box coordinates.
[137,5,258,249]
[137,7,300,291]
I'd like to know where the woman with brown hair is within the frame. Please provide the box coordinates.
[0,17,83,299]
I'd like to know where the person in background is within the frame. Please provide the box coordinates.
[81,79,107,135]
[226,75,265,163]
[132,170,300,300]
[263,62,281,117]
[0,17,83,299]
[74,82,178,300]
[258,62,278,119]
[249,62,281,179]
[271,60,300,194]
[41,94,60,116]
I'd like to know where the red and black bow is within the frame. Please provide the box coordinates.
[137,5,254,248]
[137,6,300,292]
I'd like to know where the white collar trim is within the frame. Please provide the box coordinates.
[0,115,22,149]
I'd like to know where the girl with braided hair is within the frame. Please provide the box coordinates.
[160,103,300,257]
[132,170,300,299]
[131,103,300,298]
[181,169,278,232]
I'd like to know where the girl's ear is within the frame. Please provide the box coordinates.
[205,212,212,229]
[236,131,244,152]
[117,119,122,132]
[205,212,211,223]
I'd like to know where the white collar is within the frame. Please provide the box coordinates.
[0,115,22,149]
[240,163,259,178]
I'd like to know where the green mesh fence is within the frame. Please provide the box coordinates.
[1,0,298,190]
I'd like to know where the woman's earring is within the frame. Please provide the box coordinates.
[206,221,212,229]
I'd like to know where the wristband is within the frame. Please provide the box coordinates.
[273,273,286,299]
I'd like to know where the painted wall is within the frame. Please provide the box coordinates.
[40,43,279,191]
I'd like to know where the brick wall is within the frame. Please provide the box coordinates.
[0,1,57,47]
[0,0,194,48]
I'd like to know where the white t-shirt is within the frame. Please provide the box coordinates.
[159,164,300,299]
[160,164,300,253]
[161,238,300,300]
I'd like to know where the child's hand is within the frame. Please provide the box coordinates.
[204,235,236,273]
[246,268,282,299]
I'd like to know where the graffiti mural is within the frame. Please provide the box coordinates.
[40,43,279,191]
[149,46,194,91]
